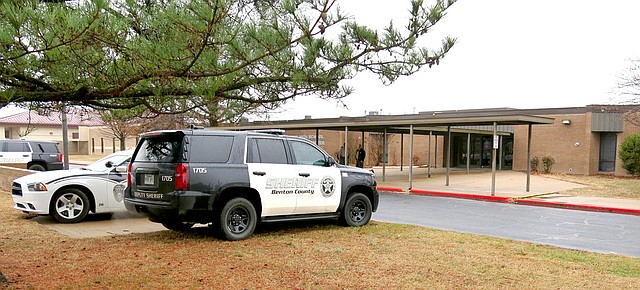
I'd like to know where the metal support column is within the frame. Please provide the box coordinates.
[315,129,319,145]
[526,124,532,192]
[383,128,387,182]
[344,126,348,165]
[409,125,414,190]
[400,134,404,171]
[428,131,432,178]
[466,133,471,174]
[491,122,497,196]
[446,126,451,186]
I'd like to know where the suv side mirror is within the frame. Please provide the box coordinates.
[326,157,336,167]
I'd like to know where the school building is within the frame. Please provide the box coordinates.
[226,105,640,177]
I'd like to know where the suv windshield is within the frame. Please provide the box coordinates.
[134,134,183,163]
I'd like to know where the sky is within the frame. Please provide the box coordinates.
[268,0,640,120]
[2,0,639,120]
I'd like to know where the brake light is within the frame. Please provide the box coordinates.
[127,162,133,187]
[175,163,188,190]
[57,154,62,162]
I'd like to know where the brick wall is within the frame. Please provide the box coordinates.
[513,113,590,174]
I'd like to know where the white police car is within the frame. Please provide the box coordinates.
[11,150,132,223]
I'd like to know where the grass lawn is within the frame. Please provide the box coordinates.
[1,192,639,289]
[544,173,640,199]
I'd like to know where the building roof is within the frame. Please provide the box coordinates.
[215,107,556,136]
[0,110,105,127]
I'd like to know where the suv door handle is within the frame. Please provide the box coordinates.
[252,171,266,176]
[299,173,310,177]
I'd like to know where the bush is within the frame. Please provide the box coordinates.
[619,134,640,175]
[530,156,539,172]
[541,156,555,173]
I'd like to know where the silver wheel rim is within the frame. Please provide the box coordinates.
[55,193,85,220]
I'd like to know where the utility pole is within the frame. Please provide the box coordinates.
[61,104,69,170]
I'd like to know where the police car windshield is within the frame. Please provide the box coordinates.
[82,153,131,172]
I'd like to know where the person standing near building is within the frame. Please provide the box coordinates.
[337,144,346,164]
[355,144,366,168]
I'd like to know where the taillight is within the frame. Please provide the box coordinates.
[175,163,188,190]
[127,162,133,187]
[57,154,62,162]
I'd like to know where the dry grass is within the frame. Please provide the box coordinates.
[545,173,640,199]
[1,194,639,289]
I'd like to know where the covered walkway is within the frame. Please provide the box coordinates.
[217,108,555,194]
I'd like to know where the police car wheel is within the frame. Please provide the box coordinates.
[161,221,195,232]
[219,197,257,241]
[50,188,90,223]
[339,193,372,227]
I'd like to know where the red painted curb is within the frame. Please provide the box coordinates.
[377,186,404,192]
[389,189,640,216]
[513,199,640,216]
[409,189,511,203]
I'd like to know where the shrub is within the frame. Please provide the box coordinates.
[541,156,555,173]
[619,134,640,175]
[530,156,539,172]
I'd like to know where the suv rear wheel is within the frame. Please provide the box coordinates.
[28,163,46,171]
[218,197,257,241]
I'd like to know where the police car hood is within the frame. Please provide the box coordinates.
[335,164,375,176]
[14,168,97,184]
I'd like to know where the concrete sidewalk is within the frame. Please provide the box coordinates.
[374,166,640,216]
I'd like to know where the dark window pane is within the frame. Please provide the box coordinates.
[599,133,617,172]
[253,138,288,164]
[290,140,325,166]
[7,142,29,152]
[189,136,233,163]
[135,135,183,162]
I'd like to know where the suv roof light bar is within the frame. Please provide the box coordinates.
[251,129,285,135]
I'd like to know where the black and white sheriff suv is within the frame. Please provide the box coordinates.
[124,128,379,240]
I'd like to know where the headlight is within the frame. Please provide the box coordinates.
[27,182,48,191]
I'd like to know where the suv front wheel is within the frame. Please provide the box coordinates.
[218,197,257,241]
[339,192,372,227]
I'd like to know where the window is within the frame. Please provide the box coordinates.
[6,142,30,152]
[247,138,288,164]
[598,133,617,172]
[290,140,326,166]
[36,142,60,153]
[189,136,233,163]
[135,134,183,162]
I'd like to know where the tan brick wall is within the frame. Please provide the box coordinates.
[513,111,640,176]
[513,113,591,174]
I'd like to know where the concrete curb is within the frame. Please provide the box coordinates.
[377,187,640,216]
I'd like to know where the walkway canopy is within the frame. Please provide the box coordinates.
[214,108,555,194]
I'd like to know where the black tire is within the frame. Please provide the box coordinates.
[339,193,372,227]
[28,163,46,171]
[218,197,257,241]
[50,188,90,223]
[161,221,195,232]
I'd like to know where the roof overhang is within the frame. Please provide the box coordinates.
[212,113,555,135]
